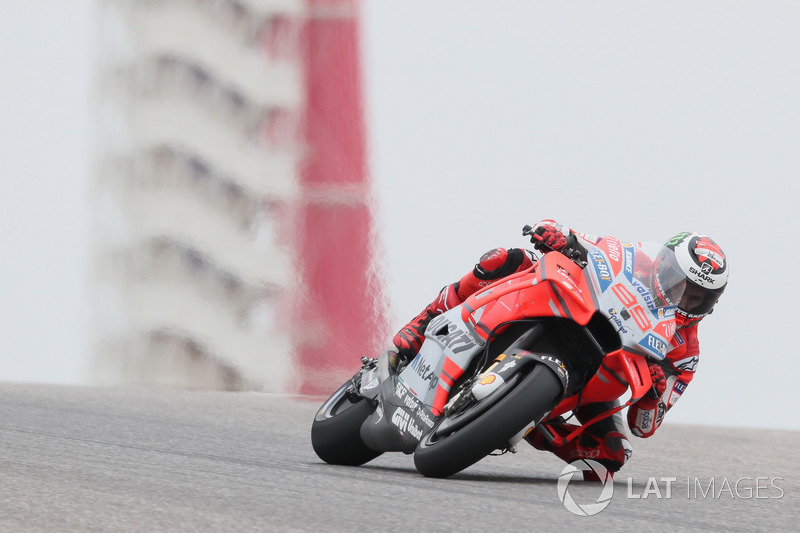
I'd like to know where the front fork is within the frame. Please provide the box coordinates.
[451,347,571,451]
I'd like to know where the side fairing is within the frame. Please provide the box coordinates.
[463,254,598,342]
[398,307,485,411]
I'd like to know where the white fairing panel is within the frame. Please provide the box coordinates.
[398,306,484,407]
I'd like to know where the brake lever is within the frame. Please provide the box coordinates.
[523,224,587,268]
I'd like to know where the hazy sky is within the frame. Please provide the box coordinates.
[1,1,798,431]
[0,1,94,385]
[362,1,800,431]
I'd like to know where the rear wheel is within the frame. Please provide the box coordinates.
[311,380,383,466]
[413,364,562,478]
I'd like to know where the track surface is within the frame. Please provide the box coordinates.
[1,383,797,532]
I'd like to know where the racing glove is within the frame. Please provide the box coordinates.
[647,363,667,400]
[530,224,567,252]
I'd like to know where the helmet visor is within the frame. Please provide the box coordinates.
[679,282,722,316]
[654,248,687,306]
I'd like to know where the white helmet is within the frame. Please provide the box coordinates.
[655,232,729,325]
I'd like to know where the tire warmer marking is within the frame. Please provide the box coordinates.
[432,356,464,415]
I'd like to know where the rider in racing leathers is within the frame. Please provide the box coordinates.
[391,219,729,476]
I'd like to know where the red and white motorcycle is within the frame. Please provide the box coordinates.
[312,226,685,478]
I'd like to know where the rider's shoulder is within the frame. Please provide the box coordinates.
[665,323,701,369]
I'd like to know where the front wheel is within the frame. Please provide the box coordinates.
[311,379,383,466]
[413,364,562,478]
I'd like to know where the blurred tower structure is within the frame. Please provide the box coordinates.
[94,0,384,392]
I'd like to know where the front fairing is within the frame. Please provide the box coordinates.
[463,239,683,362]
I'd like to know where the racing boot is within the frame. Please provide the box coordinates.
[525,419,632,480]
[392,283,463,361]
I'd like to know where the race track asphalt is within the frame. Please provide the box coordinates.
[1,383,797,532]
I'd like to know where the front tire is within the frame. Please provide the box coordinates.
[413,364,562,478]
[311,380,383,466]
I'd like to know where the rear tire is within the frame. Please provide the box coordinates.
[311,380,383,466]
[413,364,562,478]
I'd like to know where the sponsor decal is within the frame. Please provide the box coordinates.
[623,247,635,282]
[556,267,584,303]
[498,360,518,373]
[402,392,419,410]
[603,238,623,276]
[409,355,438,391]
[479,374,497,385]
[395,381,408,399]
[588,248,613,292]
[416,407,435,429]
[655,400,667,426]
[640,334,668,357]
[390,407,423,440]
[427,315,477,354]
[671,330,685,346]
[607,308,629,333]
[637,408,653,432]
[538,354,569,383]
[689,265,717,286]
[665,232,690,248]
[655,307,676,319]
[674,355,699,372]
[395,381,422,411]
[392,381,434,429]
[630,278,658,311]
[694,237,726,272]
[667,379,686,407]
[472,372,504,400]
[652,319,676,340]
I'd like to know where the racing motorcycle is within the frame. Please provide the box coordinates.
[311,226,685,478]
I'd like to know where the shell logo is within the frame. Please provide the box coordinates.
[479,374,497,385]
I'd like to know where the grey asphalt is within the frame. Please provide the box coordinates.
[0,383,797,532]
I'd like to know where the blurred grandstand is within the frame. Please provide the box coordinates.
[93,0,386,393]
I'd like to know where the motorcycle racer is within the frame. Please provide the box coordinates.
[391,219,729,476]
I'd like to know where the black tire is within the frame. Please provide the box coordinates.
[413,364,562,478]
[311,380,383,466]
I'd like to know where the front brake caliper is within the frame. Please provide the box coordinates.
[443,378,477,416]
